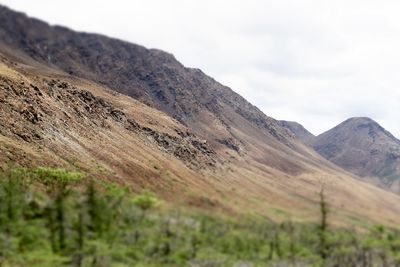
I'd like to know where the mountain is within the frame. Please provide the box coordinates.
[0,5,294,146]
[0,4,332,176]
[280,117,400,193]
[311,117,400,192]
[279,120,315,145]
[2,5,400,226]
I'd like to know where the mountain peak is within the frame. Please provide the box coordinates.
[335,117,380,129]
[330,117,399,142]
[342,117,381,128]
[312,117,400,190]
[344,116,375,123]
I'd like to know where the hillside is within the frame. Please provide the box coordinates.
[280,118,400,193]
[311,117,400,192]
[2,5,400,227]
[0,5,297,154]
[279,120,315,145]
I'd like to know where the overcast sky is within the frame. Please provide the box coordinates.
[1,0,400,137]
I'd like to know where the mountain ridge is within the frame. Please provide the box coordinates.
[2,4,400,226]
[0,4,294,144]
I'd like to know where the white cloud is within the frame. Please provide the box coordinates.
[1,0,400,137]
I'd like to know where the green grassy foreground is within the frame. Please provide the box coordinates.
[1,167,400,267]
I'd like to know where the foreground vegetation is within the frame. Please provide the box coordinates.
[1,167,400,266]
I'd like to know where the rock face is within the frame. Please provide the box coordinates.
[311,118,400,192]
[0,72,217,169]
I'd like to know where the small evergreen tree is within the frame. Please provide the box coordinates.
[318,187,329,262]
[33,167,84,252]
[86,182,104,237]
[132,190,159,220]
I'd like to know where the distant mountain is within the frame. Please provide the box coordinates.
[280,117,400,193]
[279,121,315,145]
[311,117,400,191]
[2,4,400,225]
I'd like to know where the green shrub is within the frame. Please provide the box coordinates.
[132,190,160,212]
[33,167,84,186]
[1,167,400,266]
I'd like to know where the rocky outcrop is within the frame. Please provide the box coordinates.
[216,138,241,153]
[0,75,217,169]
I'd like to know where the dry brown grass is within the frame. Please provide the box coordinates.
[1,58,400,229]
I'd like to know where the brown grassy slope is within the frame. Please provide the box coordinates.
[2,5,400,227]
[2,55,400,228]
[0,4,320,173]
